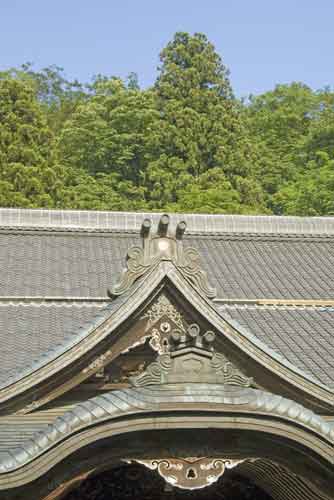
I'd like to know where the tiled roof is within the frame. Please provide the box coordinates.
[0,231,333,300]
[185,235,334,300]
[0,231,138,297]
[219,304,334,388]
[0,302,112,387]
[0,209,333,391]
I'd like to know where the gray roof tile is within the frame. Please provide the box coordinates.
[0,231,333,300]
[219,305,334,388]
[185,235,334,300]
[0,303,112,386]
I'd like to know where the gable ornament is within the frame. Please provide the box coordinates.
[141,294,185,333]
[130,322,253,388]
[108,214,216,299]
[132,457,244,490]
[139,294,187,354]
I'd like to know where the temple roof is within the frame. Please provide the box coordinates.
[0,208,333,392]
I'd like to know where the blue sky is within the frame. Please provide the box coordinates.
[1,1,333,97]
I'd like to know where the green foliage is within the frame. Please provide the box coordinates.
[273,152,334,215]
[0,32,334,215]
[57,78,158,180]
[58,170,147,211]
[156,32,233,101]
[0,77,66,207]
[170,168,242,213]
[146,32,265,212]
[245,83,334,214]
[245,83,317,193]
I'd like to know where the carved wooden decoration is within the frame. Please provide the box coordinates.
[109,215,216,299]
[134,457,243,490]
[130,323,253,387]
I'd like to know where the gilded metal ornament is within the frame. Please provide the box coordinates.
[134,457,244,490]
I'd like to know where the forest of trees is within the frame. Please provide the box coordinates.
[0,32,333,215]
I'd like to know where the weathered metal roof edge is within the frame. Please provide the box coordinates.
[1,208,334,234]
[0,386,333,476]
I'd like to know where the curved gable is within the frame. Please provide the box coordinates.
[0,210,333,416]
[0,260,332,415]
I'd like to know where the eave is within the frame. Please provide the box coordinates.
[0,261,333,415]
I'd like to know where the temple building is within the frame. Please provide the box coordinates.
[0,208,333,500]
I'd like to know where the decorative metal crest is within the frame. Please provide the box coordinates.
[130,323,253,388]
[134,457,243,490]
[141,294,185,332]
[139,294,186,354]
[108,215,216,299]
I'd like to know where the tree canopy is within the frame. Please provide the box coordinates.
[0,32,333,215]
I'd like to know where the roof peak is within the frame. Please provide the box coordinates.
[0,208,334,235]
[109,214,216,299]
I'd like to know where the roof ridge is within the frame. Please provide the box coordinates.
[215,299,334,308]
[1,227,333,241]
[0,296,110,304]
[1,208,334,235]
